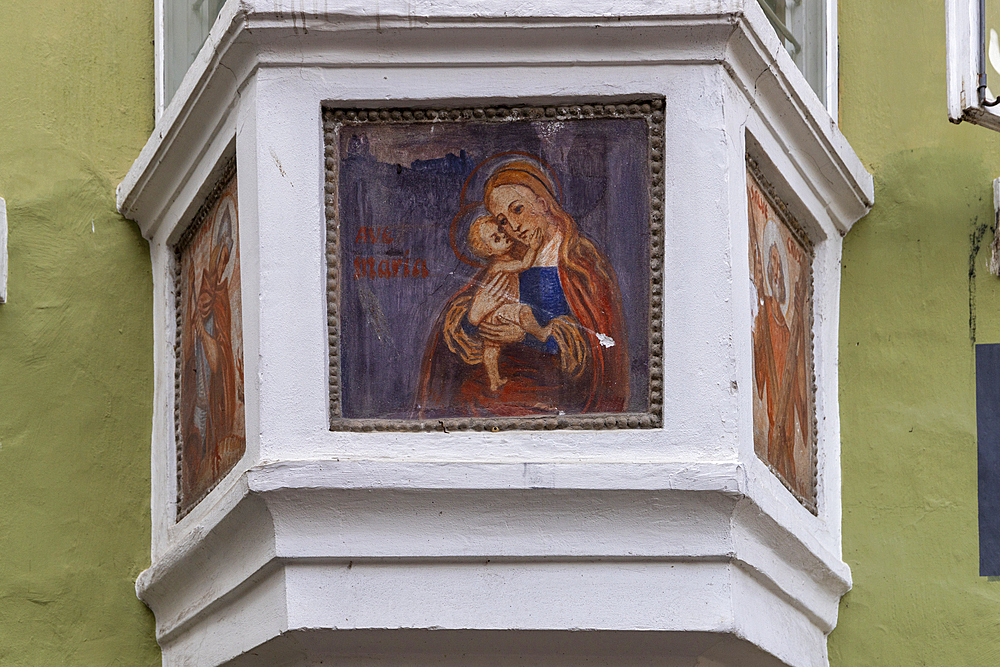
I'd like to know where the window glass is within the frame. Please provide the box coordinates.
[164,0,227,106]
[757,0,827,106]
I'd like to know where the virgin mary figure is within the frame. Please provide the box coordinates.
[416,157,630,417]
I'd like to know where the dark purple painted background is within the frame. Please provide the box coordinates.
[337,118,651,419]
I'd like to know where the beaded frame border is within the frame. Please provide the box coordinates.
[746,155,819,515]
[322,100,665,432]
[172,157,238,521]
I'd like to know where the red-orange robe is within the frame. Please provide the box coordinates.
[196,245,238,456]
[754,295,805,482]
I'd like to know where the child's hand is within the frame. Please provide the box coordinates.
[529,228,544,250]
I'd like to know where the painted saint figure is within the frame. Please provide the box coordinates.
[193,208,239,469]
[179,180,245,515]
[417,158,630,417]
[748,169,813,502]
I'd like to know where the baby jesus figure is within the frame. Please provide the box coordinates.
[467,215,554,393]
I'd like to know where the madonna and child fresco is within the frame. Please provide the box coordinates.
[332,108,657,423]
[747,166,816,508]
[177,172,245,517]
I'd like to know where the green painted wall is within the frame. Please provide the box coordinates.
[831,0,1000,663]
[0,0,159,664]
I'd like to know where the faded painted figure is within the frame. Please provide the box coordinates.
[747,168,815,506]
[466,215,552,393]
[179,174,245,516]
[417,158,630,417]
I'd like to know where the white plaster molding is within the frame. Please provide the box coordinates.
[120,2,873,665]
[138,460,849,666]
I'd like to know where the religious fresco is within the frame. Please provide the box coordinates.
[747,165,816,509]
[326,104,664,429]
[176,170,245,517]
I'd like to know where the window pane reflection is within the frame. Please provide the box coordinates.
[757,0,827,106]
[164,0,227,107]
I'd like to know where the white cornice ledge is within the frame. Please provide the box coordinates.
[116,0,872,240]
[136,459,850,665]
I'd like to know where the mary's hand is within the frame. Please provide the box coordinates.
[479,320,526,344]
[469,273,508,325]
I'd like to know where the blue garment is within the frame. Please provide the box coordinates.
[462,267,569,355]
[519,267,569,354]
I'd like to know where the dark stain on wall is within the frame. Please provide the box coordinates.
[970,216,988,344]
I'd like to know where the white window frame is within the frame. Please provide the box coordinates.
[947,0,1000,130]
[154,0,165,118]
[826,0,839,118]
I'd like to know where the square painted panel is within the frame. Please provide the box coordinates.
[324,102,665,432]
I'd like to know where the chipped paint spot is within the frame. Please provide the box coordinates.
[596,332,615,348]
[270,147,292,187]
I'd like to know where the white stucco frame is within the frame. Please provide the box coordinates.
[122,2,872,666]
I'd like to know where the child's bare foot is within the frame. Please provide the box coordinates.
[489,376,509,394]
